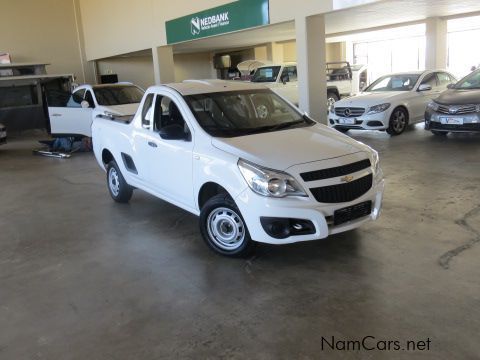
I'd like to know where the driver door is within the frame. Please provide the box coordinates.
[48,88,94,137]
[145,93,195,208]
[410,73,438,122]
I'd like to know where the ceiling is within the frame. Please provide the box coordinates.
[120,0,480,56]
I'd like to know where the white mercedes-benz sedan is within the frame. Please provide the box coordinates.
[328,70,456,135]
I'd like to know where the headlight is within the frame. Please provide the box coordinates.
[329,105,335,114]
[367,103,391,115]
[238,159,307,198]
[427,101,439,111]
[370,149,383,182]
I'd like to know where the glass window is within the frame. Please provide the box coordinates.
[152,96,190,136]
[251,66,281,82]
[85,90,95,108]
[66,89,86,108]
[93,85,144,106]
[420,73,438,87]
[185,89,314,138]
[0,86,38,108]
[455,70,480,89]
[436,72,453,86]
[280,66,297,82]
[141,94,155,128]
[366,74,420,92]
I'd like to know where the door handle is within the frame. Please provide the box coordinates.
[148,141,157,148]
[51,113,62,117]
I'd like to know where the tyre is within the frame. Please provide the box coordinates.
[106,160,133,203]
[327,91,339,109]
[386,107,408,135]
[431,130,448,136]
[199,194,255,257]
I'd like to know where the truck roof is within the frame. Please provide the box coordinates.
[163,80,268,96]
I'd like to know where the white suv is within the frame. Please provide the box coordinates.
[92,80,384,257]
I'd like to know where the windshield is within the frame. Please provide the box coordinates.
[251,66,281,82]
[94,86,144,106]
[185,89,315,138]
[455,70,480,89]
[365,74,420,92]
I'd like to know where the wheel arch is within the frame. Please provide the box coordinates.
[198,182,231,210]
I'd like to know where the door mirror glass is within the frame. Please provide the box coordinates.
[447,83,456,89]
[159,124,186,140]
[418,84,432,92]
[81,100,90,108]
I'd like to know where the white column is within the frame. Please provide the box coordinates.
[295,14,327,123]
[425,17,447,70]
[152,46,175,84]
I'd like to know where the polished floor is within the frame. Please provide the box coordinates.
[0,126,479,359]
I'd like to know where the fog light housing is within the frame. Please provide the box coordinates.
[260,217,316,239]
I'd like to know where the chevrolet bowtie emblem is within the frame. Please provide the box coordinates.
[341,175,354,183]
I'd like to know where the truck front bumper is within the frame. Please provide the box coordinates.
[234,178,385,245]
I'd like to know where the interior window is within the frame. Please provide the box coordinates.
[280,66,297,82]
[141,94,155,129]
[85,90,95,108]
[66,89,85,108]
[420,73,438,88]
[153,96,190,137]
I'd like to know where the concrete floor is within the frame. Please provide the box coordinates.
[0,126,479,360]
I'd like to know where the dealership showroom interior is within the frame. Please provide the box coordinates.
[2,0,480,358]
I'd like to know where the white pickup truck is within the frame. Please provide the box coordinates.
[47,83,144,138]
[250,61,368,117]
[92,80,384,257]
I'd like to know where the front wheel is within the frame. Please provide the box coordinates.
[386,107,408,135]
[107,161,133,203]
[199,194,255,257]
[327,91,339,109]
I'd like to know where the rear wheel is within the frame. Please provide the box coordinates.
[386,107,408,135]
[107,161,133,203]
[431,130,448,136]
[199,194,255,257]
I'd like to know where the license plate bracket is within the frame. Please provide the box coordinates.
[334,201,372,226]
[338,117,356,125]
[439,116,464,125]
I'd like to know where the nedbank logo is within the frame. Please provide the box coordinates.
[190,12,230,36]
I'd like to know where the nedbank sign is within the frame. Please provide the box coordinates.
[166,0,269,44]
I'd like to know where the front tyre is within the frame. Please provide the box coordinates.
[107,161,133,203]
[200,194,255,257]
[386,107,408,135]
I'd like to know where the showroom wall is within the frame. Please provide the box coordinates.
[0,0,92,83]
[97,55,154,90]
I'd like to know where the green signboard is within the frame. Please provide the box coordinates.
[166,0,269,44]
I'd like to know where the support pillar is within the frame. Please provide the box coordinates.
[295,14,327,123]
[152,46,175,84]
[425,17,447,70]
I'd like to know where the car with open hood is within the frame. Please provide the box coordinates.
[329,70,456,135]
[92,80,384,257]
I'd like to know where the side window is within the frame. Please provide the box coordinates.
[141,93,155,129]
[85,90,95,108]
[420,73,438,88]
[280,66,297,83]
[66,89,85,108]
[153,95,190,137]
[437,72,452,86]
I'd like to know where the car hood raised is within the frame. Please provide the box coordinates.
[102,103,140,116]
[434,89,480,105]
[212,124,370,170]
[336,91,408,108]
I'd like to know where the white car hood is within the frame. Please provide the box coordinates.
[338,91,408,108]
[212,124,369,170]
[102,103,140,116]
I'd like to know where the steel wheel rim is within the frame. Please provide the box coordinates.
[392,110,406,132]
[256,104,269,119]
[207,207,245,251]
[108,168,120,196]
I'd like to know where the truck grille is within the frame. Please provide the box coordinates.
[335,107,365,117]
[309,174,373,203]
[437,104,478,115]
[300,159,371,182]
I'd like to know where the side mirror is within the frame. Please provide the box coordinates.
[418,84,432,92]
[281,75,289,84]
[447,83,456,89]
[81,100,90,108]
[159,124,186,140]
